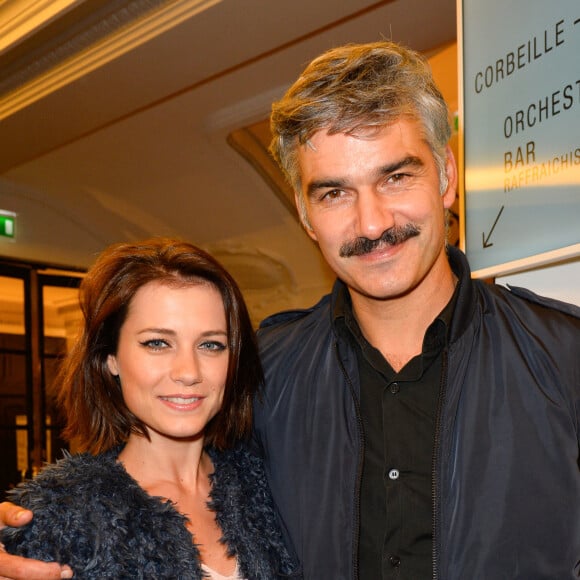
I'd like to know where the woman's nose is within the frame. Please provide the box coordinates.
[170,350,201,385]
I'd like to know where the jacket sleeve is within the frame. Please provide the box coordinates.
[0,462,99,570]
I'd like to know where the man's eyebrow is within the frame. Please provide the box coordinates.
[377,155,424,176]
[305,178,348,198]
[305,155,425,198]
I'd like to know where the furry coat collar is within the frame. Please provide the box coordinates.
[1,445,299,579]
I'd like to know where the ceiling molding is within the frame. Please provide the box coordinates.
[0,0,221,120]
[227,121,299,223]
[0,0,80,51]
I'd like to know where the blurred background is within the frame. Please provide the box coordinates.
[0,0,459,493]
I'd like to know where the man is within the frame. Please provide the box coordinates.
[253,41,580,579]
[1,41,579,579]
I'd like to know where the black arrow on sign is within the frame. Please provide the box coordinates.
[482,205,505,248]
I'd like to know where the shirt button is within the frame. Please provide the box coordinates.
[389,382,400,394]
[388,468,400,480]
[389,555,401,567]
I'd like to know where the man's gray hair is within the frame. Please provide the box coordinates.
[269,41,452,225]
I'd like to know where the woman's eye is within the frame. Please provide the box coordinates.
[141,339,168,350]
[200,340,227,352]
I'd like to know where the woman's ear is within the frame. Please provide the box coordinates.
[107,354,119,377]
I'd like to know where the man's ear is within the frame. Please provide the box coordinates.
[442,144,458,209]
[295,192,317,241]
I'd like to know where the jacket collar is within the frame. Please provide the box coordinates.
[446,245,478,344]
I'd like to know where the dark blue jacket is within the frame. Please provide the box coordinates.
[254,246,580,580]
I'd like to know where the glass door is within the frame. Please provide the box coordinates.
[0,268,28,495]
[0,262,82,498]
[40,275,84,463]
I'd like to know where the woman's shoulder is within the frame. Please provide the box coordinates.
[208,445,265,484]
[7,448,127,506]
[7,451,136,517]
[207,445,272,517]
[1,447,202,578]
[207,445,302,578]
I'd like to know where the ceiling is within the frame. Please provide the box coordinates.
[0,0,458,323]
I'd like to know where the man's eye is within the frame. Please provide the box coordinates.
[387,173,409,184]
[320,189,343,200]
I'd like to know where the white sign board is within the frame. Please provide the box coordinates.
[459,0,580,277]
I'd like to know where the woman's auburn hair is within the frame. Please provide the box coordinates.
[56,237,263,454]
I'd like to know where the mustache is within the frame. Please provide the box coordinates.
[339,224,421,258]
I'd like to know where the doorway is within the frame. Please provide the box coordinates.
[0,261,83,499]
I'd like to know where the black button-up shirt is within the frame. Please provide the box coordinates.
[334,285,457,579]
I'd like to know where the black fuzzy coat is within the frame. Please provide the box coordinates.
[1,446,300,579]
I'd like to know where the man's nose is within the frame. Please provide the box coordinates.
[355,190,395,239]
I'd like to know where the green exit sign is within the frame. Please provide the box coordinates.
[0,212,16,238]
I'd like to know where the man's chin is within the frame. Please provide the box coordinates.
[345,276,411,303]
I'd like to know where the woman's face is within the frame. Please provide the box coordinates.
[107,280,229,442]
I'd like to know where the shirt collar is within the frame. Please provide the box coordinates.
[333,278,460,351]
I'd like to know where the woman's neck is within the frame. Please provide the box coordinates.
[118,433,209,497]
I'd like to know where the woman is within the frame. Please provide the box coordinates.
[1,238,299,580]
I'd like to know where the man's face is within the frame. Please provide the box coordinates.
[296,119,457,303]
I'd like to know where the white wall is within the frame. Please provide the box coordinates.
[496,258,580,306]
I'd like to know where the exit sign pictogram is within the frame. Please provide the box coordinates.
[0,212,16,238]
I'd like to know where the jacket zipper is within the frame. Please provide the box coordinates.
[431,347,449,580]
[335,341,365,580]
